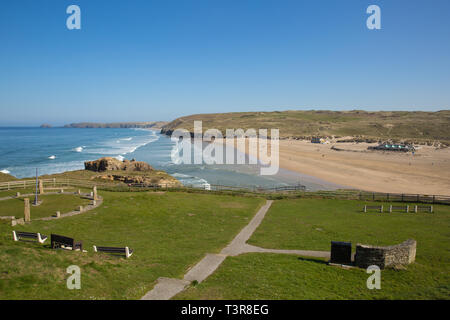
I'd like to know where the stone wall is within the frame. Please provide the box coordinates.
[354,239,416,269]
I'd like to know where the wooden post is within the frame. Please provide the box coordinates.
[406,205,409,213]
[430,205,433,213]
[380,205,383,213]
[389,205,392,213]
[93,186,98,201]
[39,180,44,194]
[414,205,418,213]
[417,194,420,202]
[7,182,10,190]
[24,198,31,222]
[364,205,367,213]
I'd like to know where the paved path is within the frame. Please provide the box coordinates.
[141,200,329,300]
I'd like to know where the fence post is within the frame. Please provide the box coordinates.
[372,193,375,201]
[432,195,435,204]
[7,182,10,190]
[417,194,420,202]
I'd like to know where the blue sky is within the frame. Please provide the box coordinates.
[0,0,449,126]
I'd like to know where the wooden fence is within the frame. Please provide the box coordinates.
[1,179,449,205]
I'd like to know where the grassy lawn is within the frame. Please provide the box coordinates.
[0,194,92,219]
[175,198,450,299]
[0,191,264,299]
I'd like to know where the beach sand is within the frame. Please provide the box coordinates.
[218,138,450,195]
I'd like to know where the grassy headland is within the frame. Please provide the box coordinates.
[161,110,450,144]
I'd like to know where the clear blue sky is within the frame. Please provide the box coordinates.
[1,0,449,126]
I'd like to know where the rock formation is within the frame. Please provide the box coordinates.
[84,157,181,187]
[84,157,153,172]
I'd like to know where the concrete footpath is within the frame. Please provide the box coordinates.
[141,200,329,300]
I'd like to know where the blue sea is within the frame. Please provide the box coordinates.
[0,127,341,190]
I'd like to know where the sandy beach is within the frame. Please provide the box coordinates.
[219,138,450,195]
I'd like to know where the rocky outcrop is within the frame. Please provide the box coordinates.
[95,174,181,187]
[84,157,153,172]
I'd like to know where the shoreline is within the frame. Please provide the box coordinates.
[210,136,450,196]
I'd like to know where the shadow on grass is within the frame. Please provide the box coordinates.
[297,256,328,265]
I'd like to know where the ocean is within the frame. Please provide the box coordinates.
[0,127,341,190]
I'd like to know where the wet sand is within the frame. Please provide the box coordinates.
[218,138,450,195]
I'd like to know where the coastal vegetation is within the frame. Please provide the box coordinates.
[160,110,450,144]
[0,172,17,182]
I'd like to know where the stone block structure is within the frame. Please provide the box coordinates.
[354,239,416,269]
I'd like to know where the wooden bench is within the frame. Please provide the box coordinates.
[93,245,133,258]
[414,205,433,213]
[389,205,409,213]
[12,231,47,244]
[51,234,83,251]
[363,205,383,213]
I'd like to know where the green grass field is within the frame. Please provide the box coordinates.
[0,191,264,299]
[175,198,450,300]
[0,194,92,219]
